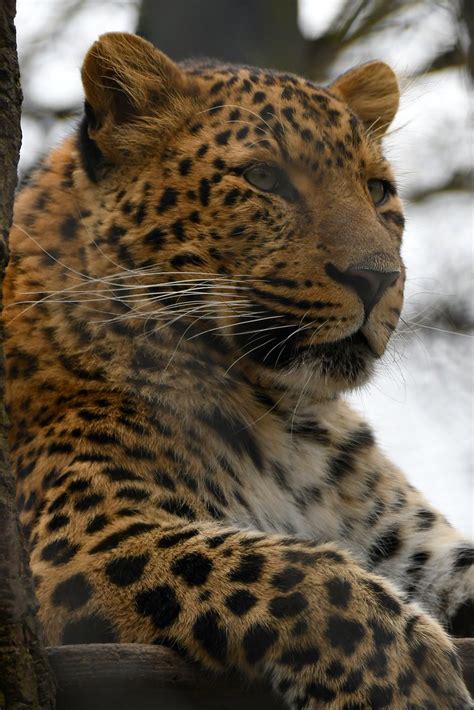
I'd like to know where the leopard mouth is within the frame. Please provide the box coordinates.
[342,329,370,349]
[307,328,375,363]
[233,302,376,373]
[343,328,377,356]
[293,328,375,386]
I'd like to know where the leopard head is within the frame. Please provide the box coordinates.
[76,32,404,396]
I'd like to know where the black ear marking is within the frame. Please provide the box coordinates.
[77,101,106,183]
[448,599,474,637]
[84,99,100,131]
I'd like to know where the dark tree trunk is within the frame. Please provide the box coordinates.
[137,0,308,74]
[461,0,474,80]
[0,2,55,708]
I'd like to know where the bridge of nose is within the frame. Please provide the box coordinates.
[313,197,401,315]
[314,195,401,267]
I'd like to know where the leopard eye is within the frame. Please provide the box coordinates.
[368,178,390,206]
[244,164,280,192]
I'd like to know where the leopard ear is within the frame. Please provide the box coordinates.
[330,61,399,137]
[81,32,190,159]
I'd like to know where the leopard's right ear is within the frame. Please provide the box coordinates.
[80,33,194,173]
[330,61,399,138]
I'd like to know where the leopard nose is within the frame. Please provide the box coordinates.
[325,263,400,317]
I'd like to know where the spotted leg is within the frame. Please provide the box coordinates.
[32,517,472,710]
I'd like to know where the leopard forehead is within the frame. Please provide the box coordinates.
[177,64,371,169]
[113,63,389,193]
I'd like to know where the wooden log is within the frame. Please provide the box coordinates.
[46,641,474,709]
[47,643,286,710]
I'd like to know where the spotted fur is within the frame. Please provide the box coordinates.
[5,33,473,709]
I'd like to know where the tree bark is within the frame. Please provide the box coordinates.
[0,2,55,708]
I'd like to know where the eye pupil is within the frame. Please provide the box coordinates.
[368,178,388,206]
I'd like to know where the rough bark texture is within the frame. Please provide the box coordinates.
[0,2,55,708]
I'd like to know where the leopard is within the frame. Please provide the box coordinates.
[4,32,474,709]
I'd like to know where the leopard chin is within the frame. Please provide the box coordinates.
[303,330,376,388]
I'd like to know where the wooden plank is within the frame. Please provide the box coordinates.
[47,641,474,710]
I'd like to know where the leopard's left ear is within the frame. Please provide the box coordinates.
[80,32,196,172]
[330,61,399,137]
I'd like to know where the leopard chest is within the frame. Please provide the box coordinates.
[217,419,374,556]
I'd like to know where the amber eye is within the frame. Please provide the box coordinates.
[244,165,280,192]
[368,178,390,206]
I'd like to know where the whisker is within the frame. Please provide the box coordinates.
[13,222,96,284]
[195,103,275,136]
[91,299,253,326]
[400,319,473,339]
[223,332,281,376]
[289,367,315,441]
[186,312,283,341]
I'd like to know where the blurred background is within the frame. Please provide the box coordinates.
[15,0,473,536]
